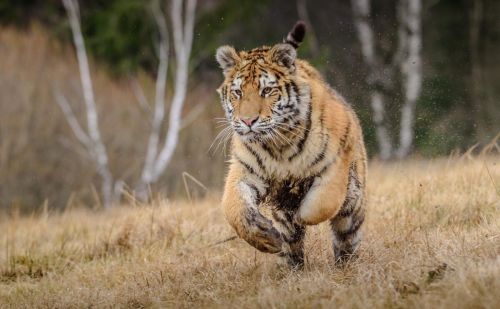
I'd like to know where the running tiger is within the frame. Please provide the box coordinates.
[216,21,367,268]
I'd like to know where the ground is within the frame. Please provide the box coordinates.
[1,155,499,308]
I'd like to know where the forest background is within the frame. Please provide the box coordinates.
[0,0,498,210]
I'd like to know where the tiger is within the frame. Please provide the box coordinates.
[215,21,367,268]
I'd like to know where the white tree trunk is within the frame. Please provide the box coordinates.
[139,0,170,196]
[351,0,393,160]
[371,91,394,160]
[137,0,197,199]
[152,0,196,179]
[396,0,422,158]
[60,0,114,208]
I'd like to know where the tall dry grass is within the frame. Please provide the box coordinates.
[0,155,498,308]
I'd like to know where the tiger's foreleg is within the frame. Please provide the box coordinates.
[272,209,306,269]
[222,165,283,253]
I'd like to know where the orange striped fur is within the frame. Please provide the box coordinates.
[215,22,367,267]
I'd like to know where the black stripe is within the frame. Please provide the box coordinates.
[244,143,265,172]
[285,83,291,104]
[310,151,325,167]
[249,47,270,54]
[339,120,351,149]
[309,136,329,168]
[272,211,290,227]
[290,81,300,105]
[288,102,312,161]
[239,61,252,71]
[349,203,363,221]
[336,196,357,218]
[319,104,325,127]
[247,183,261,204]
[286,226,305,244]
[235,155,256,175]
[292,225,306,241]
[350,168,362,189]
[336,166,363,218]
[222,86,227,102]
[309,149,326,167]
[245,208,270,231]
[272,214,303,244]
[312,159,334,178]
[335,214,365,242]
[281,232,299,244]
[307,104,328,167]
[261,142,278,160]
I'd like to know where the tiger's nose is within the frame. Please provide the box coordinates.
[241,116,259,127]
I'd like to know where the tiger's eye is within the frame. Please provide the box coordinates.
[262,87,272,96]
[234,89,242,97]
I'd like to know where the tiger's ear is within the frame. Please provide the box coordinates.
[268,43,297,71]
[216,45,240,76]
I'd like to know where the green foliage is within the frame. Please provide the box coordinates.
[414,78,465,156]
[81,0,156,75]
[0,1,156,74]
[192,0,270,65]
[0,0,60,27]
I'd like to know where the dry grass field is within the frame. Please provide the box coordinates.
[1,155,499,308]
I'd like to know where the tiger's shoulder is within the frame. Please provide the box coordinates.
[295,59,365,158]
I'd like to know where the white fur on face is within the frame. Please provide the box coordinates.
[258,72,278,96]
[231,76,243,92]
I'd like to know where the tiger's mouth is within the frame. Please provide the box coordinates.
[234,127,261,142]
[233,125,285,144]
[230,114,296,144]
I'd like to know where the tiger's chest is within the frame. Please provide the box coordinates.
[260,176,315,211]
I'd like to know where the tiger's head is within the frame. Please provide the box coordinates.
[215,21,308,142]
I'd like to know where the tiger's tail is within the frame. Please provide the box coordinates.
[284,21,306,49]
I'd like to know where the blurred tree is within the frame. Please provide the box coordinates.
[136,0,198,200]
[351,0,422,159]
[58,0,117,208]
[351,0,395,160]
[396,0,422,158]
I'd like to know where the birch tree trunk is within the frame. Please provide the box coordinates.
[396,0,423,158]
[138,0,170,199]
[136,0,197,199]
[59,0,114,208]
[351,0,393,160]
[152,0,196,179]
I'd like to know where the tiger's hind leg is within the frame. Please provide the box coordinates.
[272,209,306,269]
[330,164,365,265]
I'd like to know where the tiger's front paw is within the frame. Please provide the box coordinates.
[242,208,284,253]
